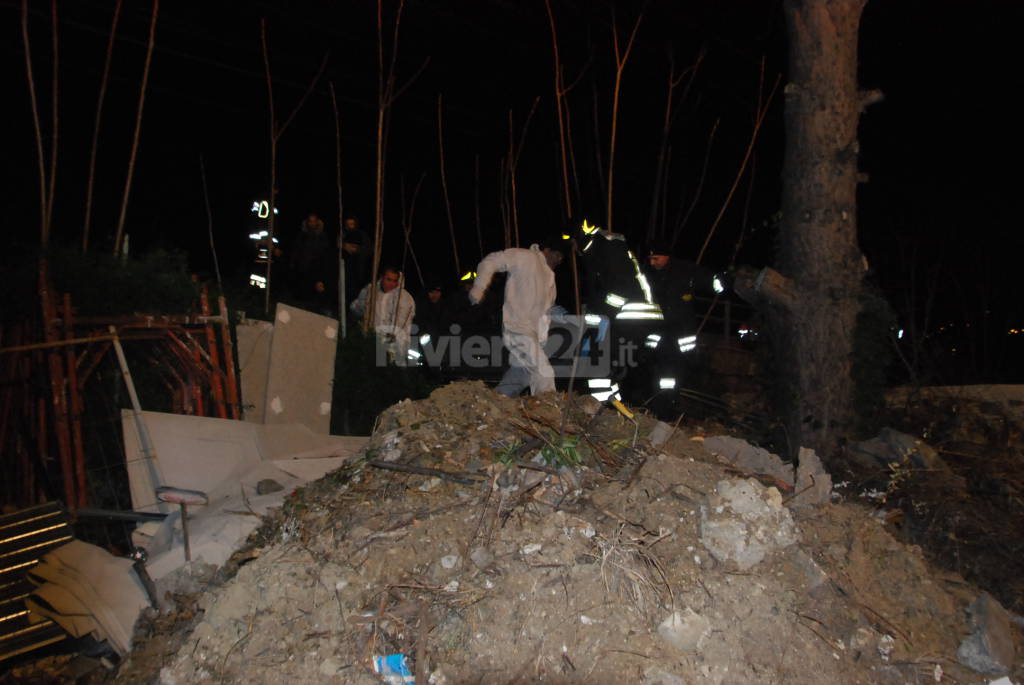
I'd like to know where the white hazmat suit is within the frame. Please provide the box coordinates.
[469,245,557,396]
[351,278,416,364]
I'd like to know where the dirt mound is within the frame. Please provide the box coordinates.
[857,389,1024,616]
[115,382,1019,684]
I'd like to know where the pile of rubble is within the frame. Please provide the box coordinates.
[87,380,1016,684]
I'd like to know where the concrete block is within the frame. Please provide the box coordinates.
[699,478,798,570]
[703,435,794,486]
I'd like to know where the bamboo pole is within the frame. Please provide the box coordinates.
[200,155,222,289]
[260,19,277,315]
[23,352,36,504]
[695,61,779,265]
[83,0,123,252]
[501,154,511,249]
[329,81,347,337]
[0,328,23,504]
[669,119,718,250]
[109,326,165,488]
[200,287,227,419]
[646,51,702,245]
[508,111,519,247]
[62,294,88,508]
[218,296,241,419]
[367,0,391,332]
[76,341,112,388]
[399,174,426,287]
[605,8,643,235]
[473,154,483,261]
[45,0,59,239]
[367,0,417,333]
[590,83,606,206]
[437,94,460,276]
[113,0,159,257]
[544,0,572,220]
[36,395,48,505]
[40,263,76,508]
[0,335,116,355]
[186,335,205,416]
[506,98,540,248]
[21,0,48,244]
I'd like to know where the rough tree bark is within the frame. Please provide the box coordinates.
[737,0,878,461]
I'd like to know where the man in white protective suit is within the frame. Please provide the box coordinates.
[469,239,565,397]
[350,266,416,364]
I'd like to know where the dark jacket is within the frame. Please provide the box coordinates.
[576,229,647,316]
[644,258,717,335]
[340,226,371,305]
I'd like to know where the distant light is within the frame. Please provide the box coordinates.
[419,334,431,345]
[407,348,422,361]
[584,313,602,326]
[588,378,612,389]
[561,234,571,240]
[581,219,599,235]
[249,274,267,288]
[659,377,676,389]
[713,275,725,294]
[644,333,661,349]
[460,271,477,281]
[678,335,697,353]
[897,329,904,339]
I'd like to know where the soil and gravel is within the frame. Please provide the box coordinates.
[7,381,1021,684]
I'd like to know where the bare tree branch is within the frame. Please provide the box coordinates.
[83,0,123,252]
[21,0,48,244]
[113,0,159,258]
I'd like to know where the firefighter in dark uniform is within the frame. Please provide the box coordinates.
[642,240,725,418]
[570,219,646,318]
[561,219,636,389]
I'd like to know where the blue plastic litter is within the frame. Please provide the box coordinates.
[372,653,414,684]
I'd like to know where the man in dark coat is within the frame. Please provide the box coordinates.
[289,212,335,315]
[339,216,372,308]
[639,239,726,417]
[643,240,722,338]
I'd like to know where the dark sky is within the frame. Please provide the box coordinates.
[4,0,1022,378]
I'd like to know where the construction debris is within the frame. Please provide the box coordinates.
[702,435,833,505]
[25,540,150,657]
[95,381,1021,684]
[120,410,367,580]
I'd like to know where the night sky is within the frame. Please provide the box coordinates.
[4,0,1022,380]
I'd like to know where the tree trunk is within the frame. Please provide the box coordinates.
[772,0,868,460]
